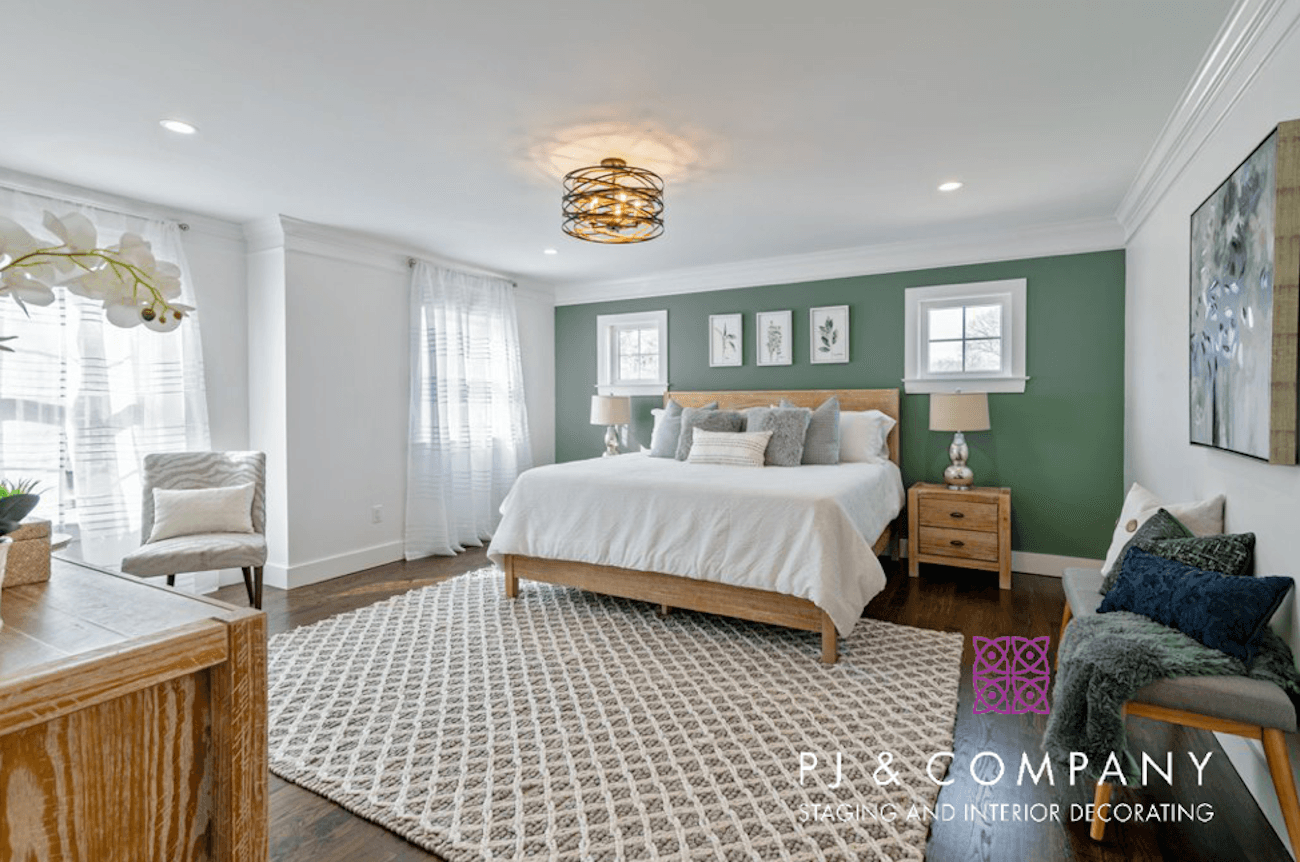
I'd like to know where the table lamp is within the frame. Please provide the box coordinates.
[590,395,631,457]
[929,392,990,490]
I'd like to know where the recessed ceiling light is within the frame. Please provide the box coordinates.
[159,119,198,135]
[543,248,558,255]
[938,181,964,192]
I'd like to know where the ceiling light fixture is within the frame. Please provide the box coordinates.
[543,248,558,255]
[159,119,198,135]
[562,157,664,243]
[938,181,964,192]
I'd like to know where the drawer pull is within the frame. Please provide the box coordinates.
[949,511,965,519]
[950,540,965,547]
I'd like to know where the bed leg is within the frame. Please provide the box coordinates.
[821,615,838,664]
[659,604,672,616]
[1090,780,1112,840]
[504,556,518,599]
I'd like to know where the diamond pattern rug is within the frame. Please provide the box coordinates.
[267,567,963,861]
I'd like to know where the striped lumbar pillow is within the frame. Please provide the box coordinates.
[685,429,773,467]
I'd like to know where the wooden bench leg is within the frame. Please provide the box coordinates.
[1263,728,1300,853]
[1090,780,1113,840]
[504,556,518,599]
[1056,603,1072,671]
[821,615,838,664]
[659,604,672,616]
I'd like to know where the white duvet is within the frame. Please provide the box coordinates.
[487,453,905,636]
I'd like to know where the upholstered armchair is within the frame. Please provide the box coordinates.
[120,451,267,609]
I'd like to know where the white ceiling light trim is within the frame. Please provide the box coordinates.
[159,119,199,134]
[1116,0,1298,237]
[938,181,964,192]
[553,216,1124,306]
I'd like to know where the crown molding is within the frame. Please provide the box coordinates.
[240,214,555,302]
[553,216,1124,306]
[0,165,245,242]
[1116,0,1300,238]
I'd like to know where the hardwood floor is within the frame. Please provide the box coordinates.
[216,553,1292,862]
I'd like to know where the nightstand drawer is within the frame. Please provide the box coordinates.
[919,526,999,563]
[918,497,999,532]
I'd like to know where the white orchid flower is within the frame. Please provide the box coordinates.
[0,217,44,261]
[0,268,57,306]
[42,212,97,253]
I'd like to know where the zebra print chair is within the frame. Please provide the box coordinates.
[120,451,267,609]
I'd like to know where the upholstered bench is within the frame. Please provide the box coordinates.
[1058,567,1300,848]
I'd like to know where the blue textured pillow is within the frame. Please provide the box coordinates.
[649,400,717,458]
[1099,547,1294,663]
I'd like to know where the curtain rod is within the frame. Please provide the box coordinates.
[407,256,516,287]
[0,178,191,231]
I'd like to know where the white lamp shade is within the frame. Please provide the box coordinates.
[590,395,631,425]
[929,392,990,432]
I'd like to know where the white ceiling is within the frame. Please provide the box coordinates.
[2,1,1234,287]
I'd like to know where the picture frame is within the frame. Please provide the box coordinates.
[1189,119,1299,464]
[809,305,849,364]
[709,313,743,367]
[756,310,792,366]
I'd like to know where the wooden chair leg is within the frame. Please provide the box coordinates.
[1262,728,1300,853]
[1090,780,1113,840]
[1057,603,1073,670]
[241,567,255,606]
[821,615,838,664]
[166,574,176,587]
[253,566,263,610]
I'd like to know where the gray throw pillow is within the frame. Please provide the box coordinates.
[745,407,812,466]
[649,400,717,458]
[676,408,744,460]
[1138,532,1255,578]
[782,397,840,464]
[1099,508,1193,594]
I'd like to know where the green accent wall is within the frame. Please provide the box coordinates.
[554,250,1125,559]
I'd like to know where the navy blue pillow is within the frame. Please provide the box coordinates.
[1098,547,1294,664]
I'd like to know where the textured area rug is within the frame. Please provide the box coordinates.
[267,568,963,861]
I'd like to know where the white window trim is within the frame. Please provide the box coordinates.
[596,309,668,396]
[903,279,1028,394]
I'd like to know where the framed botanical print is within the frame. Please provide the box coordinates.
[1189,119,1300,464]
[709,313,743,367]
[756,310,792,366]
[810,305,849,364]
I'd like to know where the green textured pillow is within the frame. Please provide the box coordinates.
[1099,508,1192,594]
[1138,532,1255,578]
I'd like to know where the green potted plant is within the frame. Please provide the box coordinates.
[0,479,41,597]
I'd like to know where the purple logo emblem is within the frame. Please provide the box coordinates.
[972,636,1051,715]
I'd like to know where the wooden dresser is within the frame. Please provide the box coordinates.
[0,557,267,861]
[907,482,1012,589]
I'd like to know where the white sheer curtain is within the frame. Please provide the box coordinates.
[405,261,531,559]
[0,185,210,566]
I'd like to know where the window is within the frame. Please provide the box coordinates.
[596,310,668,396]
[904,279,1027,393]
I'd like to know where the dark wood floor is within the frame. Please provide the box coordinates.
[216,553,1292,862]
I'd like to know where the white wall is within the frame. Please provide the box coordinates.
[249,217,556,589]
[1124,7,1300,853]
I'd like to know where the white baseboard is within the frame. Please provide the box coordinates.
[263,540,404,590]
[1011,551,1103,578]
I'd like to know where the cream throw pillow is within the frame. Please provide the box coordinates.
[686,429,772,467]
[1100,482,1225,575]
[149,483,256,543]
[839,410,896,463]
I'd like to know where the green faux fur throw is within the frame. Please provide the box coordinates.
[1044,611,1300,784]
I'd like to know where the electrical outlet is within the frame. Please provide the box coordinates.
[371,504,383,524]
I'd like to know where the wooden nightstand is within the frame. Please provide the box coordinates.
[907,482,1012,589]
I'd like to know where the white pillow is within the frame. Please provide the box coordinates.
[686,429,772,467]
[1099,482,1225,574]
[645,407,666,452]
[149,483,256,543]
[840,410,896,463]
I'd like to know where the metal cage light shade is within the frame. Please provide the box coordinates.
[562,157,664,243]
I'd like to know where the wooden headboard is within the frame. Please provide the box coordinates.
[666,389,901,465]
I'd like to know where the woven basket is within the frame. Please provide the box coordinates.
[3,519,51,588]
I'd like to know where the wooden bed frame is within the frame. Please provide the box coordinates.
[503,388,901,664]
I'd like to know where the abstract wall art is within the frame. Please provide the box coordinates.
[1189,120,1300,464]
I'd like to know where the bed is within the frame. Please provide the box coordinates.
[487,389,904,663]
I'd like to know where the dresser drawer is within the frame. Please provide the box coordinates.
[919,526,999,562]
[918,497,999,532]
